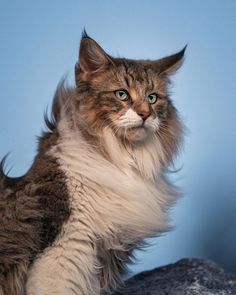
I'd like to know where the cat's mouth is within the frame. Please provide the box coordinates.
[127,124,150,134]
[112,121,154,142]
[113,119,156,142]
[129,125,146,130]
[128,121,148,130]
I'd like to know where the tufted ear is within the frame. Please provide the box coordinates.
[77,30,114,80]
[153,45,187,75]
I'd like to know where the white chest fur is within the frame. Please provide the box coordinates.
[26,127,176,295]
[55,127,175,240]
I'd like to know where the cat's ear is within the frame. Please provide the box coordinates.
[154,45,187,75]
[76,30,114,81]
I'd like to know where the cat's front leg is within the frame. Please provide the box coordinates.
[26,242,100,295]
[98,243,135,292]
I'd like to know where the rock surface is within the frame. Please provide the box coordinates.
[113,258,236,295]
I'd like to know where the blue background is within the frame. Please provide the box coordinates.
[1,0,236,276]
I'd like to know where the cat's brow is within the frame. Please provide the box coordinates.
[123,71,132,88]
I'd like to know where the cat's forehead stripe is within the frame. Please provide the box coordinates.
[129,88,139,101]
[121,63,155,93]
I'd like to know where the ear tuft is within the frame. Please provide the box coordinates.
[154,45,187,75]
[78,32,113,80]
[81,28,90,40]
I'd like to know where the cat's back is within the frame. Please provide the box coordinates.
[0,172,43,294]
[0,148,71,294]
[0,172,42,259]
[0,150,71,258]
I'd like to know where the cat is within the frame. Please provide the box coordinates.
[0,30,185,295]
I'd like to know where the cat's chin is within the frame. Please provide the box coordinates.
[121,126,152,143]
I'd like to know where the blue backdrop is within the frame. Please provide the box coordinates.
[1,0,236,276]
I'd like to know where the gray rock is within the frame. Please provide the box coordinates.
[113,259,236,295]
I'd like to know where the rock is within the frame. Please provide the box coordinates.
[113,258,236,295]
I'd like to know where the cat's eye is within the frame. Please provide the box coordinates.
[115,90,129,101]
[147,93,158,104]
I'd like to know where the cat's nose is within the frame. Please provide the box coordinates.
[138,111,151,121]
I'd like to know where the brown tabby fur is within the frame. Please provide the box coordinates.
[0,30,185,294]
[0,134,70,294]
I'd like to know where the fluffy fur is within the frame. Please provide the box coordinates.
[0,32,185,294]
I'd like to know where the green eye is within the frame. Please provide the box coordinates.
[115,90,129,101]
[147,93,158,104]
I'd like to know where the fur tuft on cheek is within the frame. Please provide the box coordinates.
[156,106,184,165]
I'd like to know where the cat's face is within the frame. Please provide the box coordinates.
[75,33,185,144]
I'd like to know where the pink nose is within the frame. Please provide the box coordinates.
[138,111,151,121]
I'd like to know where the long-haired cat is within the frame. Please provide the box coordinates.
[0,31,185,295]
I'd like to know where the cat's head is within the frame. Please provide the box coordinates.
[73,31,185,149]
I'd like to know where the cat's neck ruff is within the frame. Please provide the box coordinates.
[101,126,164,181]
[49,119,177,241]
